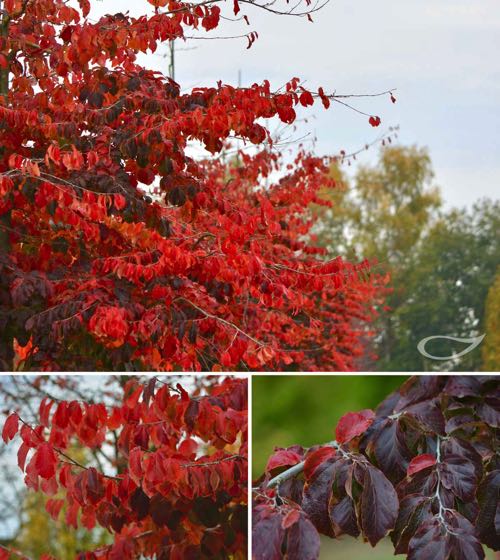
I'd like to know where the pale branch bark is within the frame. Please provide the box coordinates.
[267,440,338,488]
[267,460,306,488]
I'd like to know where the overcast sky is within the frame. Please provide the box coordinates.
[90,0,500,209]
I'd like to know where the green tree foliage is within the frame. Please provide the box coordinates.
[394,200,500,371]
[314,145,499,371]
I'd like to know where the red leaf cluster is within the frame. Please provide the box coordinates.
[3,376,248,559]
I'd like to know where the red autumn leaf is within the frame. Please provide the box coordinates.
[125,385,143,409]
[129,446,143,483]
[18,442,30,471]
[78,0,91,17]
[39,397,54,427]
[335,409,375,444]
[46,498,65,520]
[53,402,70,429]
[34,442,57,479]
[407,453,436,477]
[2,412,19,443]
[303,446,335,480]
[266,448,303,473]
[281,508,301,529]
[299,91,314,107]
[114,194,127,210]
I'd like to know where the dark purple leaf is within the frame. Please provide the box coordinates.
[477,470,500,551]
[375,389,401,416]
[392,494,433,554]
[403,399,446,435]
[359,464,399,546]
[364,418,410,482]
[301,457,339,537]
[286,514,320,560]
[129,487,150,520]
[409,513,485,560]
[445,413,477,434]
[476,398,500,428]
[408,518,448,560]
[444,376,481,398]
[396,468,438,499]
[396,377,445,411]
[445,511,486,560]
[278,476,305,506]
[329,495,360,538]
[252,511,284,560]
[150,494,172,526]
[439,454,478,501]
[441,437,483,478]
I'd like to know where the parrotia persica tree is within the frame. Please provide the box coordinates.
[253,375,500,559]
[1,375,248,559]
[0,0,392,372]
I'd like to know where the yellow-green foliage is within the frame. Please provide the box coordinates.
[13,447,111,560]
[482,268,500,370]
[314,145,441,269]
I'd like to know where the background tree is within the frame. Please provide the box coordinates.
[1,374,248,559]
[394,200,500,371]
[315,145,499,371]
[0,0,391,372]
[314,145,441,369]
[482,269,500,370]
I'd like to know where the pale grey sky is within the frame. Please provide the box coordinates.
[91,0,500,208]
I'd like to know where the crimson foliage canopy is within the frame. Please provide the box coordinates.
[0,0,386,371]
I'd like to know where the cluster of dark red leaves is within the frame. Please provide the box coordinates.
[0,0,385,372]
[253,375,500,559]
[2,376,248,559]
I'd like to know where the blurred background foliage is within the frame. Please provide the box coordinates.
[252,375,407,476]
[312,144,500,371]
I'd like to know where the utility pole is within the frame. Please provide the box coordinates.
[0,0,10,96]
[168,40,175,81]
